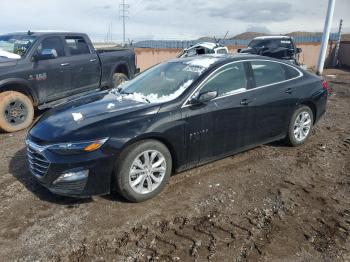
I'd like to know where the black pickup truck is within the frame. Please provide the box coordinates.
[0,31,138,132]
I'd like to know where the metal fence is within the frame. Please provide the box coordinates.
[134,33,339,49]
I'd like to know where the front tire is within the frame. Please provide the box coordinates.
[115,140,172,202]
[286,105,313,146]
[0,91,34,133]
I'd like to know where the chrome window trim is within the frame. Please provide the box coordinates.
[181,59,303,108]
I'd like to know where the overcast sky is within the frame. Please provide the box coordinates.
[1,0,349,42]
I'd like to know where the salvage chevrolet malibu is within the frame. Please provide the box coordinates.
[26,54,330,202]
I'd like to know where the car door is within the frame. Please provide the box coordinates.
[31,36,72,102]
[182,61,254,166]
[246,60,302,145]
[63,36,100,94]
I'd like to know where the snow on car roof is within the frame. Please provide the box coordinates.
[253,35,291,40]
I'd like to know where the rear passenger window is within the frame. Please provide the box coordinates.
[251,61,286,87]
[200,62,247,97]
[65,36,90,55]
[283,64,301,79]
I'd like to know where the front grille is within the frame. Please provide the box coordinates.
[27,144,50,178]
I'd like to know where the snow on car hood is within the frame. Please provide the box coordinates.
[0,49,21,59]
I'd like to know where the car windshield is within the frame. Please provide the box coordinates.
[248,39,293,49]
[0,34,37,58]
[116,58,218,103]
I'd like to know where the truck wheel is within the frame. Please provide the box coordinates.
[112,73,128,88]
[0,91,34,132]
[115,140,172,202]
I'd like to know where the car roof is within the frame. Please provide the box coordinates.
[1,31,86,37]
[168,53,279,65]
[253,35,292,40]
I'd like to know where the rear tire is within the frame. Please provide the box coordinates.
[286,105,313,147]
[0,91,34,133]
[112,73,128,88]
[115,140,172,202]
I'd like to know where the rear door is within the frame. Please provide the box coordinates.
[31,36,72,102]
[63,36,100,94]
[246,60,302,144]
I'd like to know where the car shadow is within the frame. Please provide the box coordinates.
[265,140,289,148]
[9,147,92,205]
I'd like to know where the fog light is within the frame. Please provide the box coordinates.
[53,170,89,184]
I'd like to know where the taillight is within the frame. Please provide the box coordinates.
[322,79,332,94]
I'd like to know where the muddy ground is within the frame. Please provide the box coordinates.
[0,69,349,262]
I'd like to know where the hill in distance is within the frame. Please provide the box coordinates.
[198,31,348,41]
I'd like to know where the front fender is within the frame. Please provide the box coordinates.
[0,78,39,105]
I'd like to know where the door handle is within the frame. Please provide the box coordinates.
[60,63,70,67]
[240,98,255,105]
[89,59,97,62]
[285,88,295,94]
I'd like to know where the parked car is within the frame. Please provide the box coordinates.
[237,36,302,64]
[177,42,229,58]
[26,54,330,202]
[0,31,138,132]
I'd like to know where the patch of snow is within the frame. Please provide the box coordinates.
[115,80,194,104]
[72,112,83,122]
[107,103,116,109]
[184,58,220,74]
[0,49,21,59]
[185,58,220,69]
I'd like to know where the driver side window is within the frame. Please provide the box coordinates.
[200,62,247,97]
[36,37,65,57]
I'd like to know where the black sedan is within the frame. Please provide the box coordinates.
[26,54,329,202]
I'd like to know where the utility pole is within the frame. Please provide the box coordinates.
[119,0,129,46]
[316,0,336,75]
[332,19,343,67]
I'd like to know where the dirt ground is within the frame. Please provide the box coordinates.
[0,69,349,262]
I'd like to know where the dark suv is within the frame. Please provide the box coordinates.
[238,36,302,64]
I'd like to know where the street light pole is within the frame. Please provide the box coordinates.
[316,0,336,75]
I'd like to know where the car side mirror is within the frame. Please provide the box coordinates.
[237,48,242,53]
[189,90,218,105]
[33,49,58,61]
[296,48,302,54]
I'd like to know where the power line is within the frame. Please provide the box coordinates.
[119,0,129,45]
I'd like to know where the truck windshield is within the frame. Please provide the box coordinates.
[248,39,293,49]
[0,34,37,58]
[118,61,208,103]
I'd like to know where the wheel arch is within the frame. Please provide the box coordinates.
[0,79,38,106]
[120,134,178,172]
[299,101,317,124]
[112,62,130,78]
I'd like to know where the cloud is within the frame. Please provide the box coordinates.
[145,4,167,11]
[0,0,349,41]
[246,25,270,33]
[209,1,293,22]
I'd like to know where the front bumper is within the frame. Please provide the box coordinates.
[26,140,116,197]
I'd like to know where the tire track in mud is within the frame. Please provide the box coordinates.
[63,197,285,262]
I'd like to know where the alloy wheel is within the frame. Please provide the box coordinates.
[129,150,167,194]
[293,111,312,142]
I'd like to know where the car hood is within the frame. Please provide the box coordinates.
[0,58,18,68]
[29,91,160,142]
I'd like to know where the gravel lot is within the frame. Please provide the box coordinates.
[0,69,349,262]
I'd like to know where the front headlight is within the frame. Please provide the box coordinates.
[47,138,109,155]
